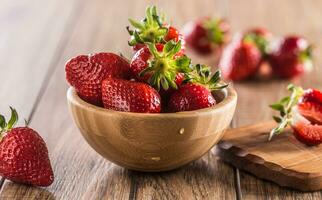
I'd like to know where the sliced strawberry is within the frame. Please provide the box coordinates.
[301,89,322,105]
[292,122,322,146]
[298,102,322,125]
[101,78,161,113]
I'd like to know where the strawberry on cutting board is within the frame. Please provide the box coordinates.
[268,36,313,79]
[0,107,54,186]
[269,85,322,145]
[65,52,131,106]
[183,17,230,55]
[168,64,228,112]
[101,78,161,113]
[127,6,185,53]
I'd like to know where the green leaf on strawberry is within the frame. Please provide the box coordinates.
[269,84,304,140]
[127,6,168,46]
[139,40,191,91]
[0,107,18,140]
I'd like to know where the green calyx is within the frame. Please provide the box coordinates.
[243,33,269,55]
[299,45,313,71]
[269,84,304,141]
[127,6,168,46]
[140,40,191,91]
[185,64,228,91]
[0,107,18,140]
[202,18,225,45]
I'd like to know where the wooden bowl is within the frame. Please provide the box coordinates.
[67,86,237,172]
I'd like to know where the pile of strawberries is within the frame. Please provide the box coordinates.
[183,18,313,81]
[65,6,227,113]
[269,85,322,146]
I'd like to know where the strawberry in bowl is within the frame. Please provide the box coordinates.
[127,6,185,54]
[269,85,322,145]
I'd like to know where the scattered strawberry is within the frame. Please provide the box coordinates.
[0,107,54,186]
[183,17,230,55]
[101,78,161,113]
[127,6,185,53]
[268,36,313,79]
[168,65,228,112]
[219,33,262,81]
[245,27,272,56]
[65,52,131,106]
[269,85,322,145]
[130,40,191,91]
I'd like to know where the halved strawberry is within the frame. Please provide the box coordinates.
[269,85,322,145]
[301,89,322,104]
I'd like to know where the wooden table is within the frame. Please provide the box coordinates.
[0,0,321,199]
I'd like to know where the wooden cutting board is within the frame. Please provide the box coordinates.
[218,121,322,191]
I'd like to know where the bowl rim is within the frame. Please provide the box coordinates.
[67,85,237,118]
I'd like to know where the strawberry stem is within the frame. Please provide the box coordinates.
[0,107,18,141]
[269,84,304,140]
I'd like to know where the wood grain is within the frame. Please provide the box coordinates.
[226,0,322,199]
[218,121,322,191]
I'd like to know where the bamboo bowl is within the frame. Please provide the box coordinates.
[67,86,237,172]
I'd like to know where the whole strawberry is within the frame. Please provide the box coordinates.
[102,78,161,113]
[168,65,228,112]
[219,33,262,81]
[269,85,322,145]
[268,36,313,79]
[65,52,131,106]
[183,17,230,55]
[130,40,190,90]
[0,107,54,186]
[127,6,185,53]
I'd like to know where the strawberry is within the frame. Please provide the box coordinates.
[269,85,322,145]
[268,36,313,79]
[127,6,185,53]
[219,33,262,81]
[130,41,191,91]
[65,52,131,106]
[101,78,161,113]
[183,17,230,55]
[0,107,54,186]
[168,65,228,112]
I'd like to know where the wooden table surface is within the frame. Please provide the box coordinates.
[0,0,321,199]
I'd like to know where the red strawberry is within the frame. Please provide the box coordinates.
[301,89,322,105]
[101,78,161,113]
[65,52,131,106]
[0,107,54,186]
[268,36,313,79]
[130,41,190,91]
[127,6,184,53]
[219,34,262,81]
[183,17,230,55]
[168,65,228,112]
[269,85,322,145]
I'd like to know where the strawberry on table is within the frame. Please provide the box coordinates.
[168,65,228,112]
[269,85,322,145]
[268,36,313,79]
[65,52,131,106]
[0,107,54,186]
[127,6,185,53]
[219,33,262,81]
[101,78,161,113]
[183,17,230,55]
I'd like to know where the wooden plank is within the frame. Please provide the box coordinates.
[0,0,238,199]
[226,0,322,198]
[0,0,157,199]
[0,0,81,190]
